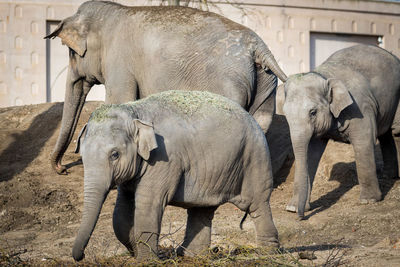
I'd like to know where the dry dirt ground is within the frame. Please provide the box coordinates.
[1,102,400,266]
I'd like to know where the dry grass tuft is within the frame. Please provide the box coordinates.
[0,243,348,267]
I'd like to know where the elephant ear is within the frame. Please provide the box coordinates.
[132,119,158,160]
[327,78,353,118]
[275,83,286,115]
[44,15,88,57]
[74,123,87,154]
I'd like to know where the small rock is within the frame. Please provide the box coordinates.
[298,251,317,260]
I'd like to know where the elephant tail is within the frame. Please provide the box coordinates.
[239,209,249,230]
[254,38,287,83]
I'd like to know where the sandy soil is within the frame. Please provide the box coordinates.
[0,102,399,266]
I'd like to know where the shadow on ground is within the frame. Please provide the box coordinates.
[305,161,398,219]
[0,103,63,182]
[285,243,350,253]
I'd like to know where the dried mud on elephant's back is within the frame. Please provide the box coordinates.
[0,102,400,266]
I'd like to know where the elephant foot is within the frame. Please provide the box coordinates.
[176,246,197,257]
[72,247,85,262]
[360,198,379,204]
[285,201,311,213]
[52,161,68,175]
[135,249,158,261]
[176,246,185,257]
[360,188,381,204]
[176,243,209,256]
[285,204,297,213]
[123,242,136,257]
[256,237,280,251]
[254,245,280,255]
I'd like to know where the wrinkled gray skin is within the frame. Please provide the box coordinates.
[72,91,279,261]
[45,0,287,174]
[276,45,400,219]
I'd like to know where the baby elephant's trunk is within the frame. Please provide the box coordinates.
[73,171,110,261]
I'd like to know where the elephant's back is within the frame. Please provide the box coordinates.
[318,45,400,134]
[130,6,247,32]
[133,90,249,119]
[317,45,400,96]
[132,7,256,94]
[322,45,400,77]
[133,90,266,150]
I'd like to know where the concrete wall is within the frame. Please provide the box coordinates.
[0,0,399,107]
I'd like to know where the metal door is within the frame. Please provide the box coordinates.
[310,33,381,70]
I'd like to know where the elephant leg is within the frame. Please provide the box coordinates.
[134,187,167,260]
[113,187,136,255]
[392,104,400,177]
[249,197,279,249]
[51,76,91,174]
[286,138,328,212]
[251,68,277,134]
[393,134,400,178]
[252,92,275,134]
[351,130,382,203]
[177,206,217,256]
[378,130,399,179]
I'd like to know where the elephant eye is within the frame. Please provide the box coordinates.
[309,109,317,117]
[110,151,120,161]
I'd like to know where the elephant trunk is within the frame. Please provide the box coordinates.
[255,40,287,82]
[51,69,89,174]
[291,131,312,219]
[72,170,110,261]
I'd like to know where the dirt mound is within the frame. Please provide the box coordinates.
[0,102,399,266]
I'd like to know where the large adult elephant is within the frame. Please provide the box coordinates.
[45,1,287,174]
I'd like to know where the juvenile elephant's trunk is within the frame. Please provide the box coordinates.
[291,132,312,219]
[51,68,89,174]
[72,170,110,261]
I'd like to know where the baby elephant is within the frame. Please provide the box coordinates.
[276,45,400,219]
[72,91,279,261]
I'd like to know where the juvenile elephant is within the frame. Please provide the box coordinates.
[276,45,400,219]
[72,91,279,261]
[45,0,287,174]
